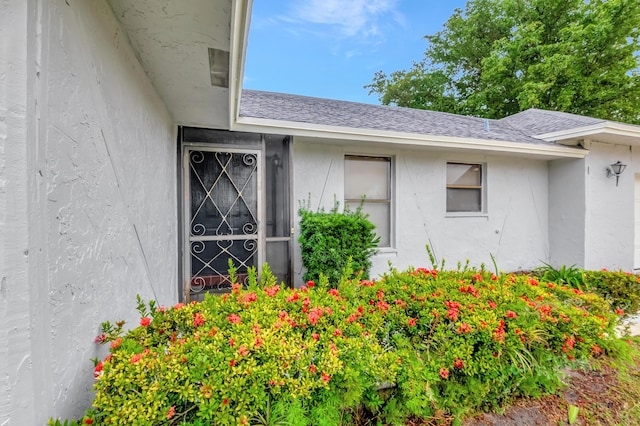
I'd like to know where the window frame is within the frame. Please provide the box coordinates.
[344,154,394,248]
[445,162,486,214]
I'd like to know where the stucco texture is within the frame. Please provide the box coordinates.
[292,138,550,284]
[1,0,177,423]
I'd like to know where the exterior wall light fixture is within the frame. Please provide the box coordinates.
[606,161,627,186]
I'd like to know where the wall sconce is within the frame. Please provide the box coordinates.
[606,161,627,186]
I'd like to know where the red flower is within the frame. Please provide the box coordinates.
[321,373,331,383]
[166,406,175,420]
[407,318,417,327]
[615,308,625,315]
[140,317,151,327]
[93,362,103,380]
[309,364,317,373]
[376,301,390,313]
[312,333,320,341]
[174,302,185,310]
[446,308,459,322]
[239,292,258,305]
[454,358,464,369]
[264,285,280,297]
[222,398,229,405]
[439,368,449,379]
[286,292,300,303]
[227,314,242,324]
[307,280,315,287]
[94,333,106,344]
[193,313,205,327]
[129,353,144,364]
[84,419,94,425]
[456,323,472,334]
[472,273,483,282]
[238,345,249,357]
[334,328,343,337]
[229,338,235,347]
[110,338,122,350]
[231,283,241,294]
[488,301,497,309]
[505,310,518,319]
[229,359,236,367]
[328,288,340,300]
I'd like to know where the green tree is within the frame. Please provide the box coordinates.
[367,0,640,124]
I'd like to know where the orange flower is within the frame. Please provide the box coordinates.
[439,368,449,379]
[166,406,175,419]
[193,313,205,327]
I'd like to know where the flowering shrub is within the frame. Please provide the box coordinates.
[59,263,630,425]
[582,269,640,315]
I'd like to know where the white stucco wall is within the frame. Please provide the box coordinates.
[548,141,635,271]
[292,138,550,284]
[548,158,586,267]
[583,140,634,270]
[1,0,177,423]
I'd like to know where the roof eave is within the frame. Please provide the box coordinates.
[229,0,253,129]
[232,116,588,159]
[535,122,640,145]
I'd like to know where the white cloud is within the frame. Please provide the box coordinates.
[287,0,400,39]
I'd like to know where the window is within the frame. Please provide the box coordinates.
[446,162,483,213]
[344,155,392,247]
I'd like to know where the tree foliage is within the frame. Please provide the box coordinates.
[367,0,640,123]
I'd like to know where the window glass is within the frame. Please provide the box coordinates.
[446,163,483,212]
[345,157,390,200]
[344,156,392,247]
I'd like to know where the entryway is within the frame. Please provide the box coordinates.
[181,128,292,301]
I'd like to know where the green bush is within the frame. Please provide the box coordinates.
[55,258,633,425]
[536,263,584,290]
[298,201,379,284]
[583,270,640,315]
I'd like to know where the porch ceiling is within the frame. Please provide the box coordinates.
[107,0,243,129]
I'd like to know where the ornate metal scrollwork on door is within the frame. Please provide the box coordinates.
[187,150,259,294]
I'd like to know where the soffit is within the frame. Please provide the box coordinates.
[106,0,234,129]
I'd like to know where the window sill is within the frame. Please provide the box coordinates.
[445,212,488,218]
[374,247,398,256]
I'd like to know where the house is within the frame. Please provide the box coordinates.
[2,0,640,423]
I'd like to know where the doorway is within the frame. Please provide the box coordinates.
[181,128,292,301]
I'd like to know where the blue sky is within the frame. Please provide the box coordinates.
[244,0,468,104]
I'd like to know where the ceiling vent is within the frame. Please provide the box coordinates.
[208,48,229,88]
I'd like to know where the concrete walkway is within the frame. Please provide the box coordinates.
[618,313,640,336]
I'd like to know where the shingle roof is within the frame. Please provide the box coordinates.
[500,108,605,135]
[239,90,615,146]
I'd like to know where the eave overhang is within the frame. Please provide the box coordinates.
[535,122,640,146]
[232,116,588,159]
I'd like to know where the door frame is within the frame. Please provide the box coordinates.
[179,129,293,301]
